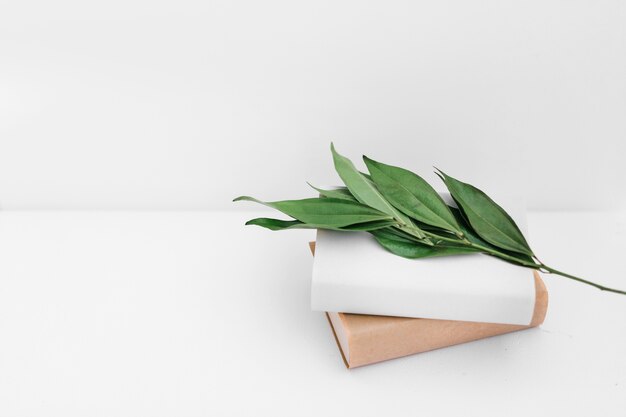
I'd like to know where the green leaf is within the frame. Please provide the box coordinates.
[245,217,395,231]
[233,196,394,228]
[371,228,478,259]
[363,156,462,235]
[245,218,316,231]
[447,206,536,266]
[330,144,423,236]
[307,183,356,201]
[436,169,534,257]
[447,206,490,246]
[342,219,397,231]
[383,226,427,243]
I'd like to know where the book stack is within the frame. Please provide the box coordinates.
[309,195,548,368]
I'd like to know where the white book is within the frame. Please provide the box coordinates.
[311,194,536,325]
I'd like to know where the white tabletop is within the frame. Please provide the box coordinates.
[0,210,625,416]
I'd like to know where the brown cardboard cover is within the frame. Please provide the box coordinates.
[309,241,548,368]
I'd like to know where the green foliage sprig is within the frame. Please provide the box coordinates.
[235,144,625,295]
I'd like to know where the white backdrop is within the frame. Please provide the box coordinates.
[1,0,624,210]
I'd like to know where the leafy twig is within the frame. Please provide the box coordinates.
[234,143,626,296]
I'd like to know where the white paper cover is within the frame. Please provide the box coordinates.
[311,194,536,325]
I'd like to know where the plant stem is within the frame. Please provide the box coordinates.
[539,264,626,295]
[422,230,466,245]
[421,229,626,295]
[422,230,537,267]
[399,225,434,245]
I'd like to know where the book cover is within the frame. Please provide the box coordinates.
[311,194,537,325]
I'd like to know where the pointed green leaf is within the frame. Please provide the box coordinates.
[244,217,395,231]
[383,226,427,243]
[233,196,394,228]
[245,218,316,231]
[371,228,478,259]
[447,206,536,266]
[363,156,462,235]
[342,219,397,231]
[330,144,422,236]
[436,170,534,257]
[447,206,491,247]
[307,183,356,201]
